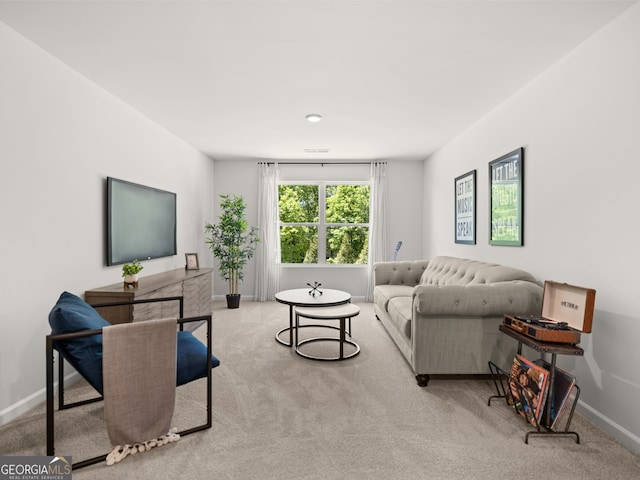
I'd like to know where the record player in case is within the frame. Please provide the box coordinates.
[504,281,595,344]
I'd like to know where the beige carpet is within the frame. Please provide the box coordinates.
[1,300,639,479]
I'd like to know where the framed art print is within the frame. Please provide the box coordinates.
[489,147,524,246]
[454,169,476,244]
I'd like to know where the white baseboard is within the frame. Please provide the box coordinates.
[0,372,81,427]
[212,294,254,301]
[578,400,640,454]
[0,387,46,426]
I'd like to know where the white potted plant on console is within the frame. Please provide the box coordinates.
[122,259,143,288]
[205,194,259,309]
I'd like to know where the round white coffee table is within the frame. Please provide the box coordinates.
[274,288,351,347]
[295,304,361,361]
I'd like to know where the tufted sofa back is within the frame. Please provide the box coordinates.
[420,256,537,285]
[374,260,430,286]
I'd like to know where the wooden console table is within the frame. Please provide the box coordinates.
[85,268,213,324]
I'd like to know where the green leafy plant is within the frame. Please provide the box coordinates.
[121,259,143,277]
[205,194,259,296]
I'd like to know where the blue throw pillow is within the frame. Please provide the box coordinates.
[48,291,110,393]
[49,292,220,393]
[177,331,221,386]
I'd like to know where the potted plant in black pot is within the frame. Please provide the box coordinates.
[205,194,259,309]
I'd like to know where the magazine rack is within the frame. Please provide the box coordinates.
[488,325,583,444]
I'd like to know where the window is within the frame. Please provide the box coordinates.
[278,182,370,264]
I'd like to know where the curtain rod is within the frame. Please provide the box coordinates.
[261,162,383,165]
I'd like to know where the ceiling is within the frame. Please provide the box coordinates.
[0,0,636,162]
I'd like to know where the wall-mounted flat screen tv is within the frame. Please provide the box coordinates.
[107,177,177,266]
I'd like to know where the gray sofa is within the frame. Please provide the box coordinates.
[373,256,543,386]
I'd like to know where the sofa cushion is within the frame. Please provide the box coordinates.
[374,284,414,313]
[387,296,413,339]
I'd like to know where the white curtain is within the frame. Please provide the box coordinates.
[254,162,280,301]
[366,162,388,302]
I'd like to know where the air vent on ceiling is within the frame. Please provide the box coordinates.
[304,148,330,153]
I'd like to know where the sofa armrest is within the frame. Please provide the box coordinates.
[413,281,543,316]
[374,260,430,286]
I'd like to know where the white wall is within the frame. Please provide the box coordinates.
[0,22,215,424]
[211,160,424,299]
[423,3,640,453]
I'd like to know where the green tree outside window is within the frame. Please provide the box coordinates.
[279,183,369,264]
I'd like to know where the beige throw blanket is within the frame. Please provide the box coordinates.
[102,318,179,465]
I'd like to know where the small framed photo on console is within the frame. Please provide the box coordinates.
[185,253,199,270]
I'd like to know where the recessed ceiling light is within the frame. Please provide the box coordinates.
[305,114,322,123]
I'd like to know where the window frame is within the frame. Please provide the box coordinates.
[278,180,371,266]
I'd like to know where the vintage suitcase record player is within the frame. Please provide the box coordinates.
[504,280,595,344]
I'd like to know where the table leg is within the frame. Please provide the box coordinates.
[294,310,299,350]
[289,304,294,347]
[546,353,557,428]
[275,304,295,347]
[339,317,345,359]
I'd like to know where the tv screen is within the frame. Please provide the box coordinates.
[107,177,177,266]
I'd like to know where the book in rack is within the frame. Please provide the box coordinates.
[534,359,577,430]
[507,354,550,426]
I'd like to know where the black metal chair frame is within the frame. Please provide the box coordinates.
[46,296,213,469]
